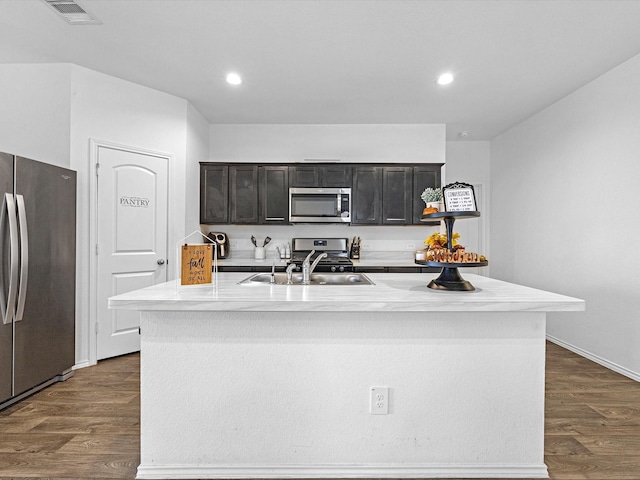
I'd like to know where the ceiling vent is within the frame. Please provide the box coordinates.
[42,0,101,25]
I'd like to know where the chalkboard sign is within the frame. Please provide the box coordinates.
[443,182,477,212]
[181,244,213,286]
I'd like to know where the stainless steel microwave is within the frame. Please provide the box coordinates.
[289,187,351,223]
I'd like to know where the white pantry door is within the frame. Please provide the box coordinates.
[96,145,168,360]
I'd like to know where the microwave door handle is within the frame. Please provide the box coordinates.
[15,195,28,322]
[1,193,19,325]
[336,194,341,215]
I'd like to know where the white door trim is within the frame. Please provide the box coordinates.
[472,182,489,277]
[88,139,174,366]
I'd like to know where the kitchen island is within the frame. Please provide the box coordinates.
[109,273,584,480]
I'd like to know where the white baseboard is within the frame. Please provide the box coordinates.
[547,335,640,382]
[72,360,93,370]
[136,463,548,479]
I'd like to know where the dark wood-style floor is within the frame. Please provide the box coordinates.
[1,342,639,480]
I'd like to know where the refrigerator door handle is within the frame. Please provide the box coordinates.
[15,194,28,322]
[1,193,19,325]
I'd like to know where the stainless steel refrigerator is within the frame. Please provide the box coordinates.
[1,152,76,408]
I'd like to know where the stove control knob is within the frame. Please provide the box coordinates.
[339,265,345,272]
[331,266,337,272]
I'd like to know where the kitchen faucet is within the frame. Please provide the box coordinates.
[302,250,328,284]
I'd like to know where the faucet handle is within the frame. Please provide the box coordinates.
[304,249,316,264]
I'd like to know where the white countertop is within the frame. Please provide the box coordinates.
[109,272,585,313]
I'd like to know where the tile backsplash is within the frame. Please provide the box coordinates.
[201,223,442,255]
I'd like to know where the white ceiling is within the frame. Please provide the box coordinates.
[2,0,640,140]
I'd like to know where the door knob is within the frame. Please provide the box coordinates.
[157,259,165,265]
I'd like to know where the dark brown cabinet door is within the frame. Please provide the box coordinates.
[382,167,412,224]
[229,165,258,224]
[259,166,289,224]
[200,164,228,224]
[412,165,442,224]
[289,166,320,187]
[352,166,382,224]
[322,165,352,187]
[289,165,352,187]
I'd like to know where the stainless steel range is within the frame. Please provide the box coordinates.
[289,238,354,272]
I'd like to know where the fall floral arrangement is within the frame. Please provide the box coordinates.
[424,232,460,249]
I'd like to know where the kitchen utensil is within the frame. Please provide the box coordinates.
[251,235,257,247]
[263,236,271,247]
[350,236,361,259]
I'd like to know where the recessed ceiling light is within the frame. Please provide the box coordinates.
[436,73,454,86]
[226,73,242,86]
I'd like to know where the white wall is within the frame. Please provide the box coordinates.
[444,141,491,267]
[0,63,71,166]
[491,53,640,380]
[69,65,192,366]
[185,103,210,234]
[210,124,445,164]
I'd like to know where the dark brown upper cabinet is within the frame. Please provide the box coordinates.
[412,165,442,224]
[229,165,258,224]
[382,166,413,224]
[289,165,352,187]
[200,164,228,224]
[353,165,413,225]
[259,166,289,224]
[351,166,382,224]
[322,164,352,187]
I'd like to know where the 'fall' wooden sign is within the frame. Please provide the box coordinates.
[181,244,213,286]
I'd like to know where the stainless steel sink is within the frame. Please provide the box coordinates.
[238,272,375,286]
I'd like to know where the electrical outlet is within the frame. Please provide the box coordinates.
[231,242,238,249]
[406,243,415,250]
[370,387,389,415]
[363,243,372,250]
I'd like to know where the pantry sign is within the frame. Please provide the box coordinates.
[120,196,150,208]
[180,244,213,286]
